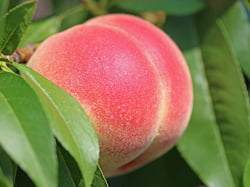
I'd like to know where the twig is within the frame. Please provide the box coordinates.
[0,44,39,64]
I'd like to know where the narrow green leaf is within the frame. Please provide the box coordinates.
[0,0,9,41]
[0,169,11,187]
[165,16,235,187]
[0,0,8,16]
[0,147,12,187]
[116,0,206,15]
[217,2,250,78]
[90,166,108,187]
[0,1,36,55]
[0,72,57,187]
[0,147,14,186]
[58,146,108,187]
[0,16,6,45]
[58,5,88,31]
[58,145,82,186]
[244,159,250,187]
[8,1,24,10]
[12,62,99,187]
[197,7,250,187]
[57,148,77,187]
[19,16,61,47]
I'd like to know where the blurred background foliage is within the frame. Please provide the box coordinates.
[0,0,250,187]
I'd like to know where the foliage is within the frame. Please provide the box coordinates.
[0,0,249,186]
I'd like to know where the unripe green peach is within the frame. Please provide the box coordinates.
[27,14,193,177]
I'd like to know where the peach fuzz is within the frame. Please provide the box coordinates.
[27,14,193,177]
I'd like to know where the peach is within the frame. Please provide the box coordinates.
[27,14,193,177]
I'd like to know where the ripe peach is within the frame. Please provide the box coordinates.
[27,14,193,177]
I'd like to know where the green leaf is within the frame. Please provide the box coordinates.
[19,16,61,47]
[12,62,99,187]
[58,145,82,186]
[0,0,9,41]
[197,7,250,187]
[168,4,250,186]
[0,0,8,16]
[58,145,108,187]
[57,148,77,187]
[0,169,11,187]
[90,166,108,187]
[244,159,250,187]
[0,1,36,55]
[166,12,250,186]
[8,0,24,10]
[217,2,250,78]
[58,5,88,31]
[165,16,236,187]
[0,147,13,187]
[0,147,14,186]
[116,0,207,15]
[0,72,57,187]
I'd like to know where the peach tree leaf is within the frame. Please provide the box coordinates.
[116,0,206,15]
[0,1,36,55]
[57,148,77,187]
[90,166,108,187]
[0,169,11,187]
[0,72,57,187]
[196,6,250,186]
[244,159,250,187]
[11,62,100,187]
[165,16,235,187]
[58,145,108,187]
[0,0,9,42]
[165,9,250,186]
[217,2,250,78]
[19,17,61,47]
[0,0,9,16]
[0,147,14,186]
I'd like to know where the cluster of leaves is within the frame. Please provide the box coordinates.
[0,1,105,187]
[0,0,250,187]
